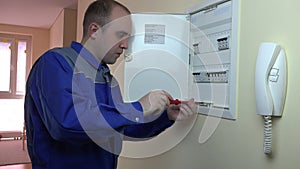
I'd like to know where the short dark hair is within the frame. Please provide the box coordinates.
[82,0,130,38]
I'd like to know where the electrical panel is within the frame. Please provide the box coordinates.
[187,0,238,119]
[123,0,239,120]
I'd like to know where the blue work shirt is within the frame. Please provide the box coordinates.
[25,41,174,169]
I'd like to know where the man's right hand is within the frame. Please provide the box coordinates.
[138,90,171,116]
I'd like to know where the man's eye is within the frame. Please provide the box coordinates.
[117,32,128,39]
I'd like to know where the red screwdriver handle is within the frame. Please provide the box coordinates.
[169,99,181,105]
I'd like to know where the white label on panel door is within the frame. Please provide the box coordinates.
[144,24,166,44]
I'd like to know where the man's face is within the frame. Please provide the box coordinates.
[93,6,132,64]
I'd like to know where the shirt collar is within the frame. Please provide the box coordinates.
[70,41,109,71]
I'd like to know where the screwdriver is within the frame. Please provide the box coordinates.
[169,99,202,105]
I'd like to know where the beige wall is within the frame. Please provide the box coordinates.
[50,8,77,48]
[75,0,300,169]
[50,10,64,48]
[0,24,49,63]
[63,8,77,47]
[76,0,92,42]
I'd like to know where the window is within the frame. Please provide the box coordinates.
[0,33,31,131]
[0,33,32,99]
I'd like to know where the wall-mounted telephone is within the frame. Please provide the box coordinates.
[255,42,287,154]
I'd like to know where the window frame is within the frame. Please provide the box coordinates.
[0,33,32,99]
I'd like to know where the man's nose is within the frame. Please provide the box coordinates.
[120,38,129,49]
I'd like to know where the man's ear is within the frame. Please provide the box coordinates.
[88,23,100,39]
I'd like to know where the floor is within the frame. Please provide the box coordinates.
[0,99,24,131]
[0,164,31,169]
[0,100,29,169]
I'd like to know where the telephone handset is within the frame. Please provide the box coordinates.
[255,42,287,154]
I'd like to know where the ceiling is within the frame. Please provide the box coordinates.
[0,0,78,29]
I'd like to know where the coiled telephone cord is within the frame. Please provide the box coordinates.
[263,115,272,154]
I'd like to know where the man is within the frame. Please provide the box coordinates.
[24,0,196,169]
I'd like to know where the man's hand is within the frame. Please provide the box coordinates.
[138,90,171,116]
[167,98,197,121]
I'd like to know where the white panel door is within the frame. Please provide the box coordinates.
[124,13,190,101]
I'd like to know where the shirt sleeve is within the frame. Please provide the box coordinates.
[122,110,174,140]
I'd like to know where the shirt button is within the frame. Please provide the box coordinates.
[135,117,140,122]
